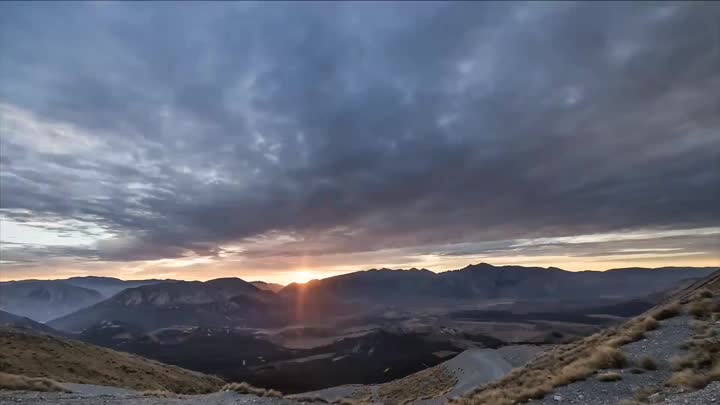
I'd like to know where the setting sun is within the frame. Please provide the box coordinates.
[294,270,317,284]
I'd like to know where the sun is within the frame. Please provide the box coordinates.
[295,270,316,284]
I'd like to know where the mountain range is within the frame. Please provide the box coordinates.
[0,277,174,322]
[42,264,715,333]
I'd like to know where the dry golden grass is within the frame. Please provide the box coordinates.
[453,271,720,405]
[376,363,457,404]
[596,371,622,382]
[0,372,70,392]
[666,369,711,390]
[638,355,658,371]
[0,328,223,394]
[142,389,180,398]
[690,319,709,333]
[688,299,714,319]
[664,291,720,392]
[650,302,682,321]
[222,382,282,398]
[695,289,713,299]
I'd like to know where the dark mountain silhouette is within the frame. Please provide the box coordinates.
[46,264,715,334]
[279,264,715,314]
[250,281,284,293]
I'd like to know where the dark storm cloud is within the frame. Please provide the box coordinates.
[0,1,719,263]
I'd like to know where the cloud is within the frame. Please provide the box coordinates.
[0,2,718,276]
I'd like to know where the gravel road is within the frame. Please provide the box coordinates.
[0,389,298,405]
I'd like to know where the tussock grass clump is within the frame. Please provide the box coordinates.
[608,317,659,347]
[651,303,682,320]
[596,372,622,382]
[688,299,714,319]
[587,346,627,369]
[638,356,658,371]
[0,372,69,393]
[695,289,713,299]
[222,382,282,398]
[690,319,709,333]
[666,369,711,390]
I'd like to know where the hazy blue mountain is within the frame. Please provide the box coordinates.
[0,280,103,322]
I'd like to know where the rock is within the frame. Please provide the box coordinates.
[553,395,562,401]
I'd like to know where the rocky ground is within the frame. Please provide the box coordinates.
[533,315,718,405]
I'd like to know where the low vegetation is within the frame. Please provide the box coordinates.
[687,299,714,319]
[0,372,69,393]
[596,372,622,382]
[638,355,657,371]
[665,316,720,391]
[375,363,458,404]
[650,303,682,321]
[222,382,283,398]
[0,328,223,394]
[142,389,180,398]
[454,271,720,405]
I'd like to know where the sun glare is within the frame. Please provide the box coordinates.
[294,270,316,284]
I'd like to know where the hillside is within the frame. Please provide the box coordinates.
[453,270,720,405]
[295,270,720,404]
[64,276,176,298]
[48,278,287,332]
[0,281,103,322]
[0,327,223,394]
[0,310,62,336]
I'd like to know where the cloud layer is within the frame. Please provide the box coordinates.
[1,2,718,281]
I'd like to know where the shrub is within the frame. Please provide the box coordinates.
[596,372,622,382]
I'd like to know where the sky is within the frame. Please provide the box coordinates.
[0,1,719,285]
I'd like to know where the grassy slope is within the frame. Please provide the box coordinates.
[453,270,720,405]
[0,327,223,394]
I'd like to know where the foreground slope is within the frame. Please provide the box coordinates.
[0,310,61,336]
[453,270,720,405]
[0,328,223,394]
[296,270,720,404]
